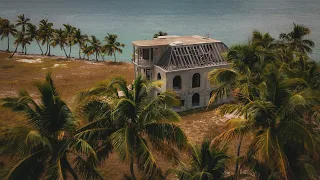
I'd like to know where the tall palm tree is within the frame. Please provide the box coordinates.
[75,76,188,179]
[170,140,230,180]
[73,28,88,59]
[0,73,103,180]
[26,23,43,55]
[153,31,168,38]
[279,23,315,54]
[50,29,68,57]
[63,24,76,58]
[87,36,102,61]
[0,20,17,51]
[102,33,125,62]
[15,14,31,52]
[38,19,54,55]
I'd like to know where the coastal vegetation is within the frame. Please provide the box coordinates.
[0,15,125,62]
[0,15,320,180]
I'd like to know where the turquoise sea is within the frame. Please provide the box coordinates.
[0,0,320,61]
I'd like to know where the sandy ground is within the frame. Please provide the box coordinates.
[0,52,243,179]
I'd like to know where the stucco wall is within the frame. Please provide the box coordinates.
[164,64,229,111]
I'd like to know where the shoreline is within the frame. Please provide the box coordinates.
[0,50,130,65]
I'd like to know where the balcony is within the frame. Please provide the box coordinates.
[132,55,153,67]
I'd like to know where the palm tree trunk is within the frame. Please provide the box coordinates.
[48,43,51,56]
[62,46,68,57]
[7,36,10,52]
[69,45,72,58]
[234,135,244,180]
[36,40,43,55]
[95,52,98,62]
[21,44,24,53]
[130,158,136,180]
[9,44,19,58]
[45,41,49,55]
[62,158,78,180]
[24,45,27,54]
[78,44,81,59]
[113,53,117,62]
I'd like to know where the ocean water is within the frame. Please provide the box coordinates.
[0,0,320,61]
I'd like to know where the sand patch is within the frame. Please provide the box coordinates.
[53,64,67,68]
[16,58,43,63]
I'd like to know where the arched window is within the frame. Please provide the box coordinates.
[192,73,200,88]
[173,76,181,90]
[192,93,200,106]
[157,73,161,80]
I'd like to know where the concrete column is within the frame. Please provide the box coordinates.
[133,46,136,63]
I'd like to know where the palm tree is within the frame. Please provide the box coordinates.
[0,19,17,51]
[153,31,168,38]
[102,33,125,62]
[63,24,76,58]
[81,43,91,60]
[26,23,43,55]
[87,36,102,61]
[76,76,188,179]
[279,23,315,54]
[0,73,103,180]
[73,28,88,59]
[170,140,229,180]
[50,29,68,57]
[210,37,320,179]
[38,19,54,55]
[15,14,31,52]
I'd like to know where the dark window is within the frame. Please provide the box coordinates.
[173,76,182,90]
[192,93,200,106]
[142,48,153,60]
[192,73,200,88]
[157,73,161,80]
[181,100,185,106]
[146,69,151,80]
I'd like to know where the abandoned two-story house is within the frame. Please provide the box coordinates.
[132,35,228,111]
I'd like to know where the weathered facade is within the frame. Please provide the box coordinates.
[132,35,228,111]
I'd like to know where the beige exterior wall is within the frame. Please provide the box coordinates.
[151,64,228,111]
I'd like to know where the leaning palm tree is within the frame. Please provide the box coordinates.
[102,33,125,62]
[170,140,229,180]
[63,24,76,57]
[279,23,315,54]
[0,73,103,180]
[26,23,43,55]
[86,36,102,61]
[38,19,54,55]
[73,28,88,59]
[50,29,68,57]
[0,19,17,51]
[75,76,188,179]
[15,14,31,52]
